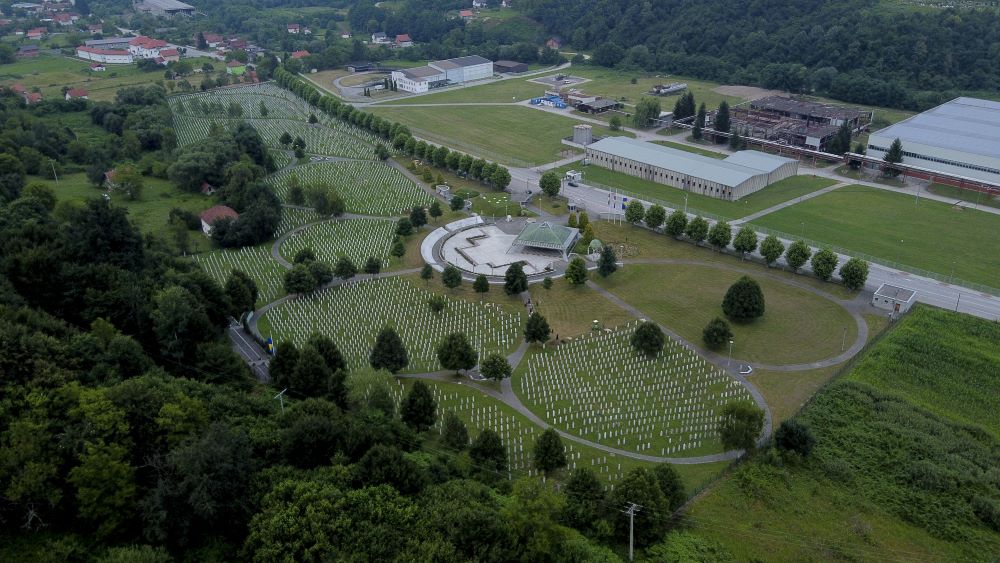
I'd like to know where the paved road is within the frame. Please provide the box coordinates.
[227,320,271,383]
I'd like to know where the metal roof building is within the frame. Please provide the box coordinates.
[867,97,1000,186]
[585,137,798,200]
[392,55,493,93]
[512,222,579,259]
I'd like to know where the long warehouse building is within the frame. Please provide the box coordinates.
[867,97,1000,186]
[585,137,798,200]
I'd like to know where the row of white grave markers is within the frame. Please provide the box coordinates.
[519,319,753,456]
[193,244,285,306]
[273,208,325,238]
[266,161,434,216]
[279,218,396,267]
[263,276,523,372]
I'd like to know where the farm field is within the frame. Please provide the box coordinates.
[515,322,755,457]
[368,105,632,166]
[267,161,433,216]
[685,307,1000,561]
[258,276,524,373]
[555,163,838,220]
[594,263,858,365]
[0,55,223,102]
[750,184,1000,288]
[278,218,397,268]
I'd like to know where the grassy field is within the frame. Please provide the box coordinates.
[0,55,223,102]
[750,184,1000,288]
[593,263,857,365]
[39,172,213,252]
[928,183,1000,210]
[847,306,1000,437]
[555,163,838,219]
[379,66,743,110]
[685,308,1000,561]
[529,281,634,339]
[369,105,632,166]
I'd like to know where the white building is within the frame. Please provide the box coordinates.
[128,36,169,59]
[872,283,916,314]
[76,46,134,64]
[585,137,799,200]
[390,55,492,93]
[867,97,1000,187]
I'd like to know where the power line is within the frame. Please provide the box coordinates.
[620,502,641,561]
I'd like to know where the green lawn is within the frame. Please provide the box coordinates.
[928,183,1000,210]
[554,163,837,220]
[529,281,634,339]
[652,140,727,159]
[594,263,857,365]
[369,105,632,166]
[380,66,744,111]
[39,172,214,252]
[751,184,1000,288]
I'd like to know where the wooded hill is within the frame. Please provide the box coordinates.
[518,0,1000,110]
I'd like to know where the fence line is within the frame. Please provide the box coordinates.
[406,126,536,168]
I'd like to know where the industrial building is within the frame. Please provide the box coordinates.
[76,46,134,64]
[494,60,528,74]
[867,97,1000,186]
[133,0,195,16]
[585,137,798,200]
[724,96,872,151]
[390,55,492,93]
[85,37,132,50]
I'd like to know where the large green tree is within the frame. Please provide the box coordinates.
[759,235,785,267]
[631,321,665,357]
[811,248,839,281]
[436,332,477,374]
[722,276,765,322]
[838,257,869,290]
[533,428,567,476]
[480,352,512,381]
[524,312,551,344]
[504,262,528,295]
[369,326,408,373]
[400,380,437,431]
[539,171,561,198]
[718,400,765,453]
[565,257,588,285]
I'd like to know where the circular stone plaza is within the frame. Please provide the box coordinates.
[421,216,581,279]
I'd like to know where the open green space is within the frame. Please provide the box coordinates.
[529,280,634,339]
[369,105,631,166]
[651,140,727,159]
[514,323,754,457]
[594,263,857,365]
[0,55,223,102]
[750,184,1000,288]
[686,307,1000,561]
[554,163,837,219]
[847,306,1000,437]
[928,183,1000,211]
[39,172,214,252]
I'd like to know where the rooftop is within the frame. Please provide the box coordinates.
[85,37,130,47]
[137,0,195,11]
[513,221,579,250]
[870,97,1000,159]
[751,96,866,121]
[200,205,238,224]
[399,65,444,80]
[874,283,916,302]
[431,55,491,70]
[588,137,793,188]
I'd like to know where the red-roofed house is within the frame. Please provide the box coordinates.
[128,36,168,59]
[290,50,309,59]
[158,48,179,62]
[200,182,216,195]
[90,62,105,71]
[26,27,46,40]
[198,32,223,48]
[10,84,26,94]
[53,13,72,25]
[545,37,562,49]
[459,9,473,19]
[226,60,246,75]
[226,38,247,50]
[24,92,42,104]
[65,87,87,100]
[199,205,239,235]
[395,34,413,48]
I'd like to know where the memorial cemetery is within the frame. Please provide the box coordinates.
[279,218,397,267]
[517,321,755,457]
[267,161,433,216]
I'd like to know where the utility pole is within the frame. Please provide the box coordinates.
[273,388,287,415]
[621,502,641,561]
[841,326,848,352]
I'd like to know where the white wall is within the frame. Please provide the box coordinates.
[868,133,1000,185]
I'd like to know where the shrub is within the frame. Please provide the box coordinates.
[702,317,733,350]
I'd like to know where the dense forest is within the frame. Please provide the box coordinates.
[518,0,1000,110]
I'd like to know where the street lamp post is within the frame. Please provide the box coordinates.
[684,193,688,215]
[727,339,734,369]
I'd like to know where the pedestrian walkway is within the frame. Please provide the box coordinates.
[733,182,848,224]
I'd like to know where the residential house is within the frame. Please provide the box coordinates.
[459,9,473,20]
[226,38,247,50]
[545,37,562,49]
[226,59,246,75]
[90,62,105,71]
[158,47,179,62]
[472,0,488,7]
[286,23,310,35]
[53,13,72,25]
[395,34,412,48]
[127,36,168,59]
[199,205,239,235]
[16,44,39,58]
[65,87,87,100]
[371,32,389,44]
[290,50,309,59]
[24,92,42,104]
[26,27,46,40]
[87,24,102,34]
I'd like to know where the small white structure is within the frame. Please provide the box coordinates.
[199,205,239,235]
[872,283,916,314]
